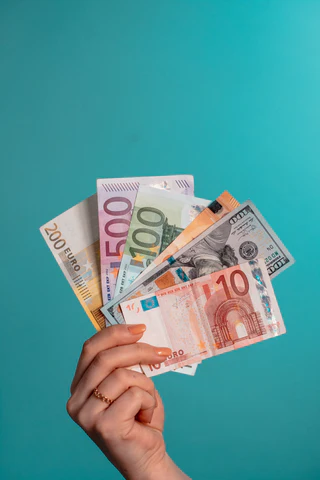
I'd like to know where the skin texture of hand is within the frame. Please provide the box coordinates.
[67,324,190,480]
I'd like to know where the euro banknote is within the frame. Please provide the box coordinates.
[114,186,211,297]
[121,259,285,376]
[40,195,108,330]
[97,175,194,304]
[138,190,239,280]
[102,200,294,325]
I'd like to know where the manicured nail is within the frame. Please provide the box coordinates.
[127,324,146,335]
[155,347,172,357]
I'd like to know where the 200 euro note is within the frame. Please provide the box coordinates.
[97,175,194,304]
[102,200,294,325]
[40,195,108,330]
[39,194,197,377]
[121,259,285,377]
[114,186,211,297]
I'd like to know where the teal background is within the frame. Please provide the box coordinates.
[1,1,319,479]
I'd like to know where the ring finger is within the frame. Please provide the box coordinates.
[69,342,171,412]
[86,368,156,416]
[72,368,156,428]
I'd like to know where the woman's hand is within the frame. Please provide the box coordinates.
[67,324,190,480]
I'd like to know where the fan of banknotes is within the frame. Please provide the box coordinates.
[40,175,294,377]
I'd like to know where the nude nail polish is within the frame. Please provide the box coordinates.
[127,324,146,335]
[155,347,172,357]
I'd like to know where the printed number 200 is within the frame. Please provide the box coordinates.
[44,223,66,250]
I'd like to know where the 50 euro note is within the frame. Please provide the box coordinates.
[121,259,286,377]
[114,186,211,298]
[97,175,194,304]
[40,195,108,330]
[102,200,294,325]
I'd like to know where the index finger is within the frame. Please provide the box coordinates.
[70,324,146,394]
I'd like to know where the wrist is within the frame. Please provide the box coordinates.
[128,453,190,480]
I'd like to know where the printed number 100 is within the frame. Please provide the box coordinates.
[129,207,165,261]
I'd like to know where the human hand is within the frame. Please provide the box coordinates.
[67,324,190,480]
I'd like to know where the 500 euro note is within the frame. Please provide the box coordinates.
[97,175,194,304]
[121,259,285,377]
[114,186,211,298]
[101,191,241,324]
[40,195,108,330]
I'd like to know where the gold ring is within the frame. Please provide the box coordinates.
[93,388,113,406]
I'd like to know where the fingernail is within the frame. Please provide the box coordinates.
[127,324,146,335]
[154,347,172,357]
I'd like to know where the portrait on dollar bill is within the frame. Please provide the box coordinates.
[172,220,239,279]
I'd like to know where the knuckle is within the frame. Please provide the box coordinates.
[66,397,76,418]
[82,338,93,356]
[95,417,115,440]
[93,350,109,368]
[113,368,128,385]
[145,376,155,391]
[135,342,144,356]
[77,409,92,431]
[108,325,119,341]
[129,386,143,401]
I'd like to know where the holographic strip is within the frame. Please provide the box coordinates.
[176,268,190,282]
[249,260,280,335]
[168,256,175,265]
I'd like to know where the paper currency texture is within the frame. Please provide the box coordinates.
[121,259,285,376]
[40,195,107,330]
[102,200,294,325]
[114,186,210,297]
[97,175,194,303]
[138,190,239,280]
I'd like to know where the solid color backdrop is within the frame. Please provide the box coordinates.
[1,1,319,479]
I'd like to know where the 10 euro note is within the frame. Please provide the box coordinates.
[97,175,194,304]
[114,186,211,298]
[102,200,294,325]
[121,259,286,377]
[40,195,108,330]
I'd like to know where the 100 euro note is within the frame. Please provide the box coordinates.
[137,190,239,280]
[40,195,108,330]
[121,259,286,377]
[97,175,194,304]
[102,200,294,325]
[114,186,211,297]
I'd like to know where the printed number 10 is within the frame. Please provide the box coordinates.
[216,270,249,299]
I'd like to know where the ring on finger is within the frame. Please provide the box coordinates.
[93,387,114,406]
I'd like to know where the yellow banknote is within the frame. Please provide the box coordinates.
[40,195,107,330]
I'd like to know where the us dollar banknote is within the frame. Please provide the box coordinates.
[102,200,294,325]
